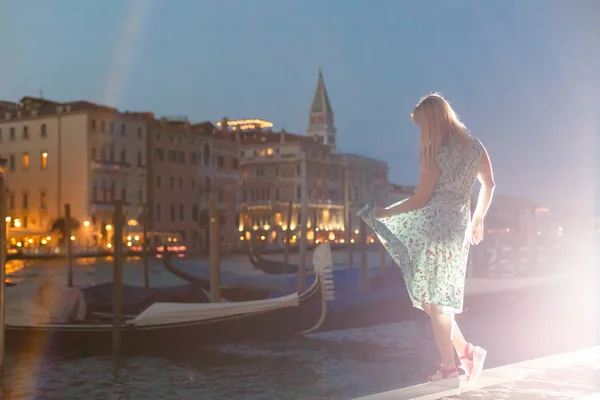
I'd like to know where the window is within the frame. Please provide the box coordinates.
[41,152,48,169]
[156,203,162,221]
[91,119,96,131]
[138,189,143,203]
[217,156,224,168]
[203,144,210,167]
[92,184,97,201]
[9,127,15,141]
[178,177,183,190]
[121,188,127,201]
[40,124,47,138]
[109,145,115,162]
[178,151,185,164]
[22,153,29,170]
[8,154,15,171]
[23,193,28,210]
[179,204,184,221]
[137,126,142,138]
[156,175,162,188]
[40,192,47,209]
[192,205,198,222]
[190,153,197,165]
[110,122,114,134]
[156,132,161,141]
[137,152,142,166]
[101,121,105,133]
[121,124,126,135]
[100,148,106,161]
[120,150,126,164]
[91,147,97,161]
[191,178,196,190]
[170,177,175,189]
[170,204,175,222]
[155,148,164,161]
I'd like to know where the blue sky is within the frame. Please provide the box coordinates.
[1,0,599,213]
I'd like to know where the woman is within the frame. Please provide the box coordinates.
[357,93,495,387]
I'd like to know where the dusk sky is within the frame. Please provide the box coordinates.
[1,0,599,213]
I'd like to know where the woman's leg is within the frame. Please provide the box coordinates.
[452,319,471,358]
[426,304,456,369]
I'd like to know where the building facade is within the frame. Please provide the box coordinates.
[225,69,389,247]
[0,97,148,250]
[146,117,240,255]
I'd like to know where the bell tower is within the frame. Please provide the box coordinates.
[307,67,336,150]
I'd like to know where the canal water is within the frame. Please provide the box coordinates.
[0,250,594,400]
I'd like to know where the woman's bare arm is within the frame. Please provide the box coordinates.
[473,144,495,221]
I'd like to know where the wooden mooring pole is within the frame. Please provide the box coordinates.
[65,204,73,287]
[112,200,124,370]
[343,165,353,268]
[298,153,308,293]
[209,191,221,303]
[360,219,369,291]
[142,204,149,288]
[283,200,293,273]
[0,184,7,370]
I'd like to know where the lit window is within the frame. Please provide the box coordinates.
[22,153,29,170]
[267,148,273,155]
[41,152,48,169]
[259,149,265,156]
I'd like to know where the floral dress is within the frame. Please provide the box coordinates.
[358,134,484,315]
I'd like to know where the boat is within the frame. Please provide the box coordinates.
[81,281,210,315]
[4,243,334,357]
[161,249,416,331]
[247,241,298,274]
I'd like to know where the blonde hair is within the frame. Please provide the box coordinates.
[411,93,469,169]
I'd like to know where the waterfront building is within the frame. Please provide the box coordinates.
[0,97,148,251]
[220,69,389,247]
[145,117,241,255]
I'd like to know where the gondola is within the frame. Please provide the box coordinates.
[162,255,276,301]
[4,243,334,357]
[247,241,299,274]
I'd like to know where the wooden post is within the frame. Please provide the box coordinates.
[142,204,149,288]
[112,200,124,369]
[360,219,369,290]
[0,185,6,370]
[298,153,308,293]
[343,165,353,268]
[65,204,73,287]
[283,200,293,273]
[209,191,221,303]
[348,216,354,268]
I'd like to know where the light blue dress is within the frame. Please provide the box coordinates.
[358,134,484,315]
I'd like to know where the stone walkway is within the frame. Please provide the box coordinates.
[354,346,600,400]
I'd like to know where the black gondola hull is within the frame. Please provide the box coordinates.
[5,274,324,358]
